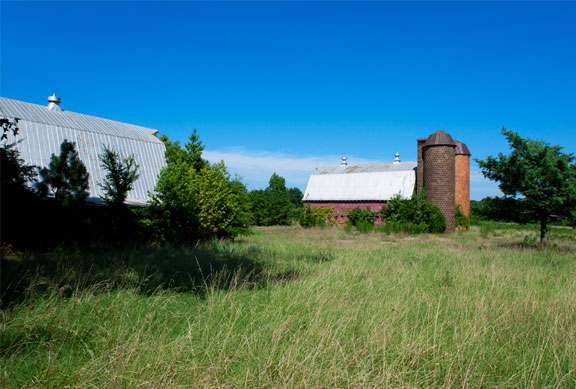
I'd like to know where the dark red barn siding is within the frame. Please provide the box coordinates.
[304,201,387,225]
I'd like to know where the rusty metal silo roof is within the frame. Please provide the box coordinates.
[454,140,471,156]
[423,130,456,147]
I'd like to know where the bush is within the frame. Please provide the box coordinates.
[455,205,470,230]
[428,205,447,233]
[299,205,315,227]
[146,133,242,243]
[299,206,335,228]
[381,192,446,234]
[347,207,375,231]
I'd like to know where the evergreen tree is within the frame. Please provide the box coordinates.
[248,173,297,226]
[99,146,140,207]
[265,173,293,225]
[287,187,304,208]
[38,139,89,206]
[160,129,206,171]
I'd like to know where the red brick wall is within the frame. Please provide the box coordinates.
[455,155,470,216]
[416,138,426,194]
[423,145,456,232]
[303,201,387,225]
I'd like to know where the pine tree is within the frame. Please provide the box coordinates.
[38,139,89,206]
[99,146,140,207]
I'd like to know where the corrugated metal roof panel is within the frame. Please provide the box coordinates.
[303,163,416,201]
[0,97,162,144]
[314,161,417,175]
[1,97,166,203]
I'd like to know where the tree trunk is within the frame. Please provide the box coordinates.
[540,215,548,246]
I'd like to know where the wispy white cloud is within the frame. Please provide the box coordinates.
[469,170,502,199]
[204,148,504,200]
[470,171,489,184]
[203,148,371,189]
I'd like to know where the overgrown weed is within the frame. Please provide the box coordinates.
[2,224,575,387]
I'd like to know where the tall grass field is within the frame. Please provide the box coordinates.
[2,224,576,387]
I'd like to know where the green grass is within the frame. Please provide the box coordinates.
[2,225,576,387]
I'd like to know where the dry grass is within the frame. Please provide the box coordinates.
[2,224,575,387]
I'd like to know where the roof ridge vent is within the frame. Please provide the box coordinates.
[47,93,62,112]
[341,155,348,166]
[393,152,400,164]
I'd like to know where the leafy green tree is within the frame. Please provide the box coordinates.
[160,129,207,171]
[248,189,270,226]
[149,132,241,242]
[470,196,532,223]
[194,162,239,237]
[2,117,19,141]
[226,176,253,236]
[476,127,576,244]
[288,187,304,207]
[265,173,293,225]
[99,146,140,207]
[1,118,37,189]
[38,139,89,206]
[248,173,299,226]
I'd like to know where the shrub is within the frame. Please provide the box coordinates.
[299,206,335,227]
[347,207,375,231]
[428,205,447,233]
[299,205,315,227]
[455,204,470,230]
[381,192,446,234]
[146,133,241,242]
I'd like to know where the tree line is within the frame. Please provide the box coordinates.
[2,120,574,247]
[1,121,303,247]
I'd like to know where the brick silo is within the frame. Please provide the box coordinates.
[454,140,471,217]
[422,130,456,232]
[416,138,427,194]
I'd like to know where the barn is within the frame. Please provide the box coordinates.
[303,156,417,225]
[303,130,471,232]
[0,95,166,205]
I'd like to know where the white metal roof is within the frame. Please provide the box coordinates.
[0,97,163,143]
[1,96,166,204]
[303,162,417,201]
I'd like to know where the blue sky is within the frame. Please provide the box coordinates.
[2,1,575,200]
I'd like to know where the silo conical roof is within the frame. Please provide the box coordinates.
[454,140,471,156]
[423,130,456,147]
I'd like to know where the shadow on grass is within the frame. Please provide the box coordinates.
[1,243,301,308]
